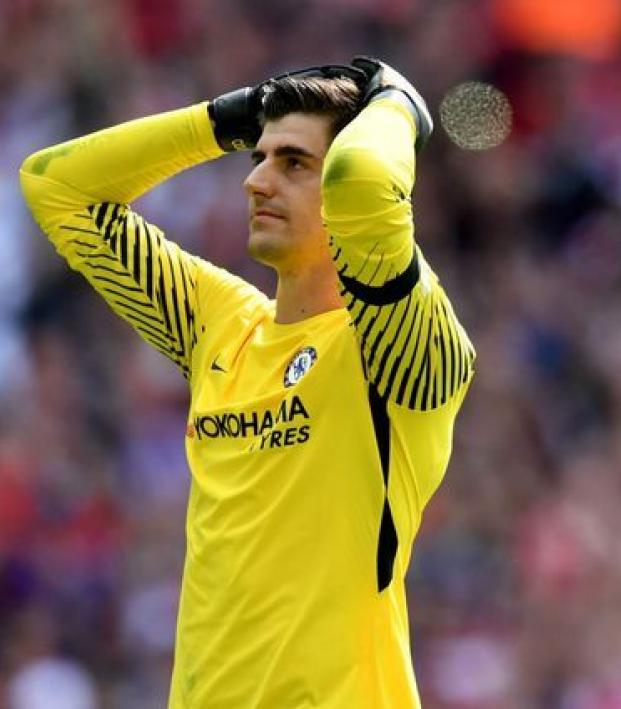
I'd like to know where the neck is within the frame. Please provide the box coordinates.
[274,259,343,324]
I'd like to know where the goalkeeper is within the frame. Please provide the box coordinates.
[20,57,475,708]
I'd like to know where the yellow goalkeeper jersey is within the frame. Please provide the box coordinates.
[20,97,475,709]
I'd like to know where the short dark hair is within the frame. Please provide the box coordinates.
[261,76,361,141]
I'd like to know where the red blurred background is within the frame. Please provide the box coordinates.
[1,1,621,707]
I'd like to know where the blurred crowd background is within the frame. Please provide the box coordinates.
[1,0,621,707]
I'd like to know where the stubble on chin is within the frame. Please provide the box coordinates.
[247,227,290,267]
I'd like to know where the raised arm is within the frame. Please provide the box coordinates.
[322,61,475,410]
[19,100,266,381]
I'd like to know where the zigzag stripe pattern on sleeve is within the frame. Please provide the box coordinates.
[331,239,475,411]
[62,202,199,380]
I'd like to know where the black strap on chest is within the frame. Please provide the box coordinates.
[368,383,399,592]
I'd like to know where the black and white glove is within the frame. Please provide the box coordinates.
[207,86,264,152]
[351,56,433,153]
[207,59,431,153]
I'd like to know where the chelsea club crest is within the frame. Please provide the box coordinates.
[284,347,317,388]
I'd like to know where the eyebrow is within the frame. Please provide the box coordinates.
[251,145,319,162]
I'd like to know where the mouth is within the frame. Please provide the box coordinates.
[252,208,286,221]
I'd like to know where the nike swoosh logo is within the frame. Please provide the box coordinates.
[210,357,226,373]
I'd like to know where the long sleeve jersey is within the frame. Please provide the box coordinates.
[20,96,475,709]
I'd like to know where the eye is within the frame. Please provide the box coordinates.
[286,156,303,170]
[250,152,264,166]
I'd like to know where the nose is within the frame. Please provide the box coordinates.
[243,159,276,198]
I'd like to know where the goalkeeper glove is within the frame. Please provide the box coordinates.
[207,86,263,153]
[351,56,433,153]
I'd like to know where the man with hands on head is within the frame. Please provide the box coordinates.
[20,56,475,709]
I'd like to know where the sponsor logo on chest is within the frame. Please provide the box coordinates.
[187,394,310,450]
[188,345,319,450]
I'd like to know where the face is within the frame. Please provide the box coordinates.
[243,113,332,273]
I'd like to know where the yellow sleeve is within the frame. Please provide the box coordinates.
[20,103,266,381]
[321,97,475,410]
